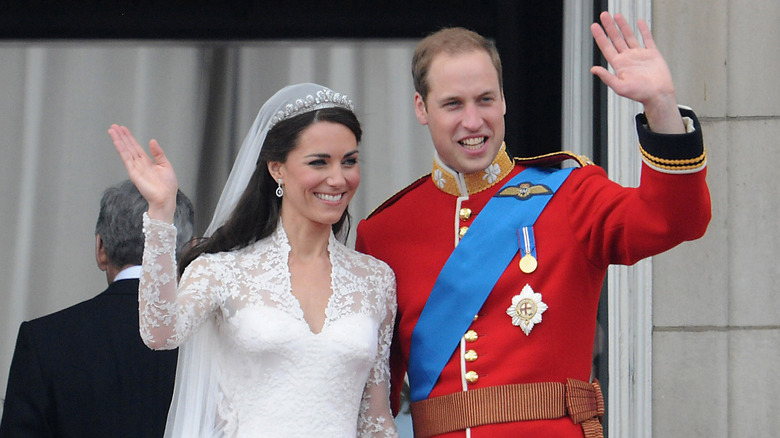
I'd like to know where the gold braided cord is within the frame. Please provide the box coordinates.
[639,143,707,168]
[641,157,706,171]
[514,150,594,167]
[641,160,706,171]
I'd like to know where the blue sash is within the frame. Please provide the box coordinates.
[408,166,573,401]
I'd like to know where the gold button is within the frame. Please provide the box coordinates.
[473,314,479,321]
[465,370,479,384]
[459,226,469,239]
[459,208,472,221]
[464,350,478,362]
[464,330,478,342]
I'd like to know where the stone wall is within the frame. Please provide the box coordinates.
[652,1,780,436]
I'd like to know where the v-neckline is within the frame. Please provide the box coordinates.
[278,224,336,336]
[289,277,335,336]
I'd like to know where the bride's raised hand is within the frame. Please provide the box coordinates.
[109,124,179,223]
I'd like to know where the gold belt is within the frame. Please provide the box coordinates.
[409,379,604,438]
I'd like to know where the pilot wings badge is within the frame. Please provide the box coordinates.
[496,182,552,200]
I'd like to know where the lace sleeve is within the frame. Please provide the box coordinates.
[140,213,221,350]
[358,266,399,438]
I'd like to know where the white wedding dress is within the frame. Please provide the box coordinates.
[140,215,398,437]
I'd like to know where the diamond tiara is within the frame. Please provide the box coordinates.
[270,88,354,128]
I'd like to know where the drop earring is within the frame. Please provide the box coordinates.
[275,179,284,198]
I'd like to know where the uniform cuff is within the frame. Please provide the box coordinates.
[635,107,706,174]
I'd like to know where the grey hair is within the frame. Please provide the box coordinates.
[95,179,195,267]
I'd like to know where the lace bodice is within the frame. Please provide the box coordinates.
[141,214,398,437]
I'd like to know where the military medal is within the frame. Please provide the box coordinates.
[506,284,548,335]
[519,253,537,273]
[518,227,537,274]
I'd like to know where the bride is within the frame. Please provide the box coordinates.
[110,83,398,437]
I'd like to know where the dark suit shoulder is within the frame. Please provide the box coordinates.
[20,279,139,343]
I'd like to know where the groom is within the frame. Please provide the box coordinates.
[356,12,710,437]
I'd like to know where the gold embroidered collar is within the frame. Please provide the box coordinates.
[431,143,514,197]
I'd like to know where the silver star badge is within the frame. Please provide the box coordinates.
[506,284,548,335]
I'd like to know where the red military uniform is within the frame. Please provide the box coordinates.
[355,109,710,437]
